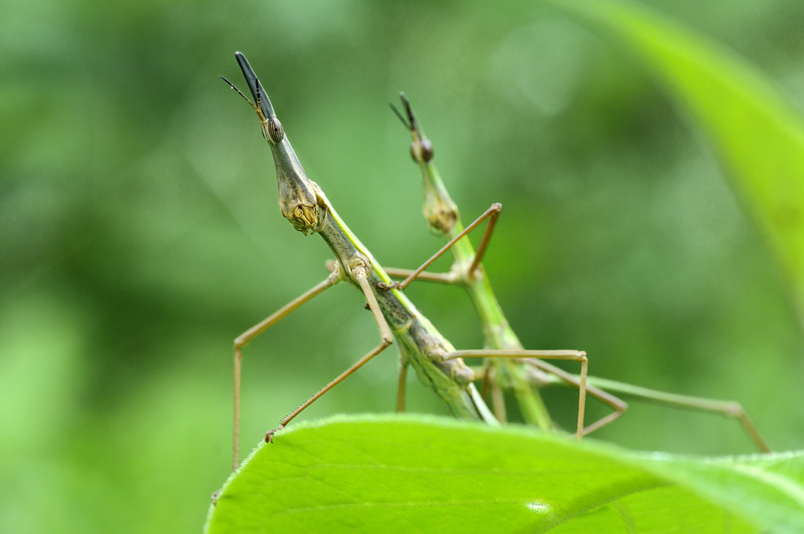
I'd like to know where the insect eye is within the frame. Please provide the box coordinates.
[267,118,284,143]
[410,140,434,163]
[420,140,434,162]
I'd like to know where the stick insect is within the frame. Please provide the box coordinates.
[387,94,769,452]
[221,52,611,470]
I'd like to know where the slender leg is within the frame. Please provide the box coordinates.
[479,360,493,400]
[379,203,501,291]
[467,204,501,276]
[232,271,340,471]
[491,381,507,423]
[384,267,456,285]
[521,359,627,436]
[445,349,588,439]
[538,371,770,452]
[263,271,395,442]
[474,356,506,421]
[396,360,408,413]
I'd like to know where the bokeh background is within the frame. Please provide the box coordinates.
[2,0,803,532]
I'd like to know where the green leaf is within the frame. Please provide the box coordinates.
[550,0,804,316]
[205,415,804,533]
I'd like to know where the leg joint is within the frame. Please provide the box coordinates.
[724,401,745,417]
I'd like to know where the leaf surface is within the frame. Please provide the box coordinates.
[205,416,804,533]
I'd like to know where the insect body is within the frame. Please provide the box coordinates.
[389,94,769,452]
[223,53,593,470]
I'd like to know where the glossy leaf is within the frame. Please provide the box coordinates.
[205,416,804,533]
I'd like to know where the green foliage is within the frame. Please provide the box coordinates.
[3,0,804,532]
[554,0,804,318]
[206,416,804,533]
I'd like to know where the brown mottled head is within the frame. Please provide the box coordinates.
[225,52,323,234]
[390,93,459,235]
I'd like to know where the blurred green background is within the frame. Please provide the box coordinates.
[2,0,803,532]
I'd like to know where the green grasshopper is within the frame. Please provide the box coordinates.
[388,93,769,452]
[222,52,607,470]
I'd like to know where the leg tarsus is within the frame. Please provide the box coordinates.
[576,352,588,439]
[265,424,284,443]
[265,272,395,438]
[267,338,392,440]
[582,410,624,436]
[729,403,770,452]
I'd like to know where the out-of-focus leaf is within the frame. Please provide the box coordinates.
[552,0,804,316]
[205,415,804,533]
